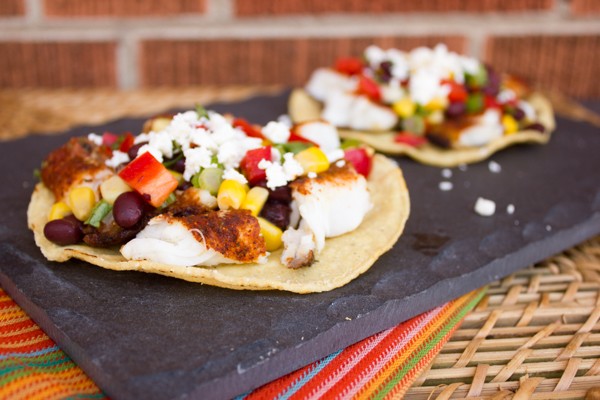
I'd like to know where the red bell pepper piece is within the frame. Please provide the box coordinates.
[102,132,119,147]
[334,57,364,76]
[288,130,318,146]
[119,132,135,153]
[343,147,372,178]
[394,132,427,147]
[484,95,501,110]
[443,80,468,103]
[233,118,264,139]
[240,146,272,185]
[118,152,178,208]
[357,75,381,102]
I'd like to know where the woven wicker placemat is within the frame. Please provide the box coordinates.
[406,237,600,399]
[2,88,599,399]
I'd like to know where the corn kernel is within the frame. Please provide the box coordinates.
[151,117,172,132]
[426,110,444,125]
[217,179,248,210]
[48,201,72,221]
[424,96,449,112]
[392,98,416,118]
[257,217,283,251]
[502,114,519,135]
[295,147,329,174]
[241,186,269,216]
[100,175,132,205]
[68,187,96,221]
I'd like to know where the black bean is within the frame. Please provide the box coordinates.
[172,158,186,173]
[445,101,466,119]
[44,218,83,246]
[511,107,526,121]
[523,123,546,133]
[113,192,146,228]
[127,142,147,160]
[254,181,292,203]
[260,200,291,230]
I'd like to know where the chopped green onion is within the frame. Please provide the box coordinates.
[160,192,177,209]
[85,200,112,228]
[191,170,203,188]
[195,104,209,119]
[163,152,183,168]
[33,168,41,181]
[197,167,223,195]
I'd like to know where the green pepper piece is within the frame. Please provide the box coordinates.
[466,93,484,114]
[195,104,209,119]
[85,200,112,228]
[340,138,362,150]
[283,141,312,154]
[466,65,488,89]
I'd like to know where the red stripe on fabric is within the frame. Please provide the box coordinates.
[0,338,56,354]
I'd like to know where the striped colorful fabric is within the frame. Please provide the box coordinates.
[0,287,484,399]
[239,288,486,400]
[0,288,106,400]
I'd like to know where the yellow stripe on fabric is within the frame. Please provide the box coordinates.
[0,325,39,338]
[0,334,50,349]
[355,290,477,397]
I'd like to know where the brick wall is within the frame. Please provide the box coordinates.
[1,0,599,98]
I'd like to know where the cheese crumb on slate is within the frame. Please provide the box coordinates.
[507,204,515,214]
[439,181,453,191]
[488,160,502,173]
[441,168,452,179]
[474,197,496,216]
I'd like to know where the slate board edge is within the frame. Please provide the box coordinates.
[3,213,598,400]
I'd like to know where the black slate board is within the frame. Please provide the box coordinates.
[1,92,599,399]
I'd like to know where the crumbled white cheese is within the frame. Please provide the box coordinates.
[546,225,552,231]
[307,172,317,179]
[294,121,340,153]
[497,89,516,104]
[439,181,453,191]
[507,204,515,214]
[326,149,345,163]
[87,133,103,146]
[441,168,452,179]
[105,150,130,168]
[183,147,215,181]
[474,197,496,216]
[222,168,248,185]
[259,160,287,189]
[262,121,291,144]
[488,160,502,173]
[277,114,292,128]
[282,153,304,180]
[335,159,346,168]
[146,130,174,159]
[518,100,537,122]
[137,144,164,163]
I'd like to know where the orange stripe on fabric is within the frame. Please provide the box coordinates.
[351,293,473,398]
[0,367,100,400]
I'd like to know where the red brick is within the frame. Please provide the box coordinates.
[140,36,466,87]
[0,0,25,16]
[235,0,554,16]
[571,0,600,15]
[44,0,205,17]
[485,35,600,99]
[0,42,117,88]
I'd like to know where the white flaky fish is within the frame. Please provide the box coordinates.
[281,164,372,268]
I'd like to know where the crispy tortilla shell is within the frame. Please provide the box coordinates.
[28,155,409,293]
[289,89,556,167]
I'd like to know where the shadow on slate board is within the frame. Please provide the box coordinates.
[0,90,599,399]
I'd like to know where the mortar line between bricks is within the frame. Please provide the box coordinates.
[0,17,599,42]
[24,0,43,25]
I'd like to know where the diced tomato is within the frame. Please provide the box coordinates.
[119,132,135,153]
[344,147,372,178]
[394,132,427,147]
[102,132,119,147]
[118,152,178,208]
[443,80,468,103]
[288,130,318,146]
[357,75,381,102]
[334,57,364,76]
[240,146,272,185]
[233,118,264,139]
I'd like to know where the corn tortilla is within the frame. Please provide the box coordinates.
[288,89,556,167]
[28,155,409,294]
